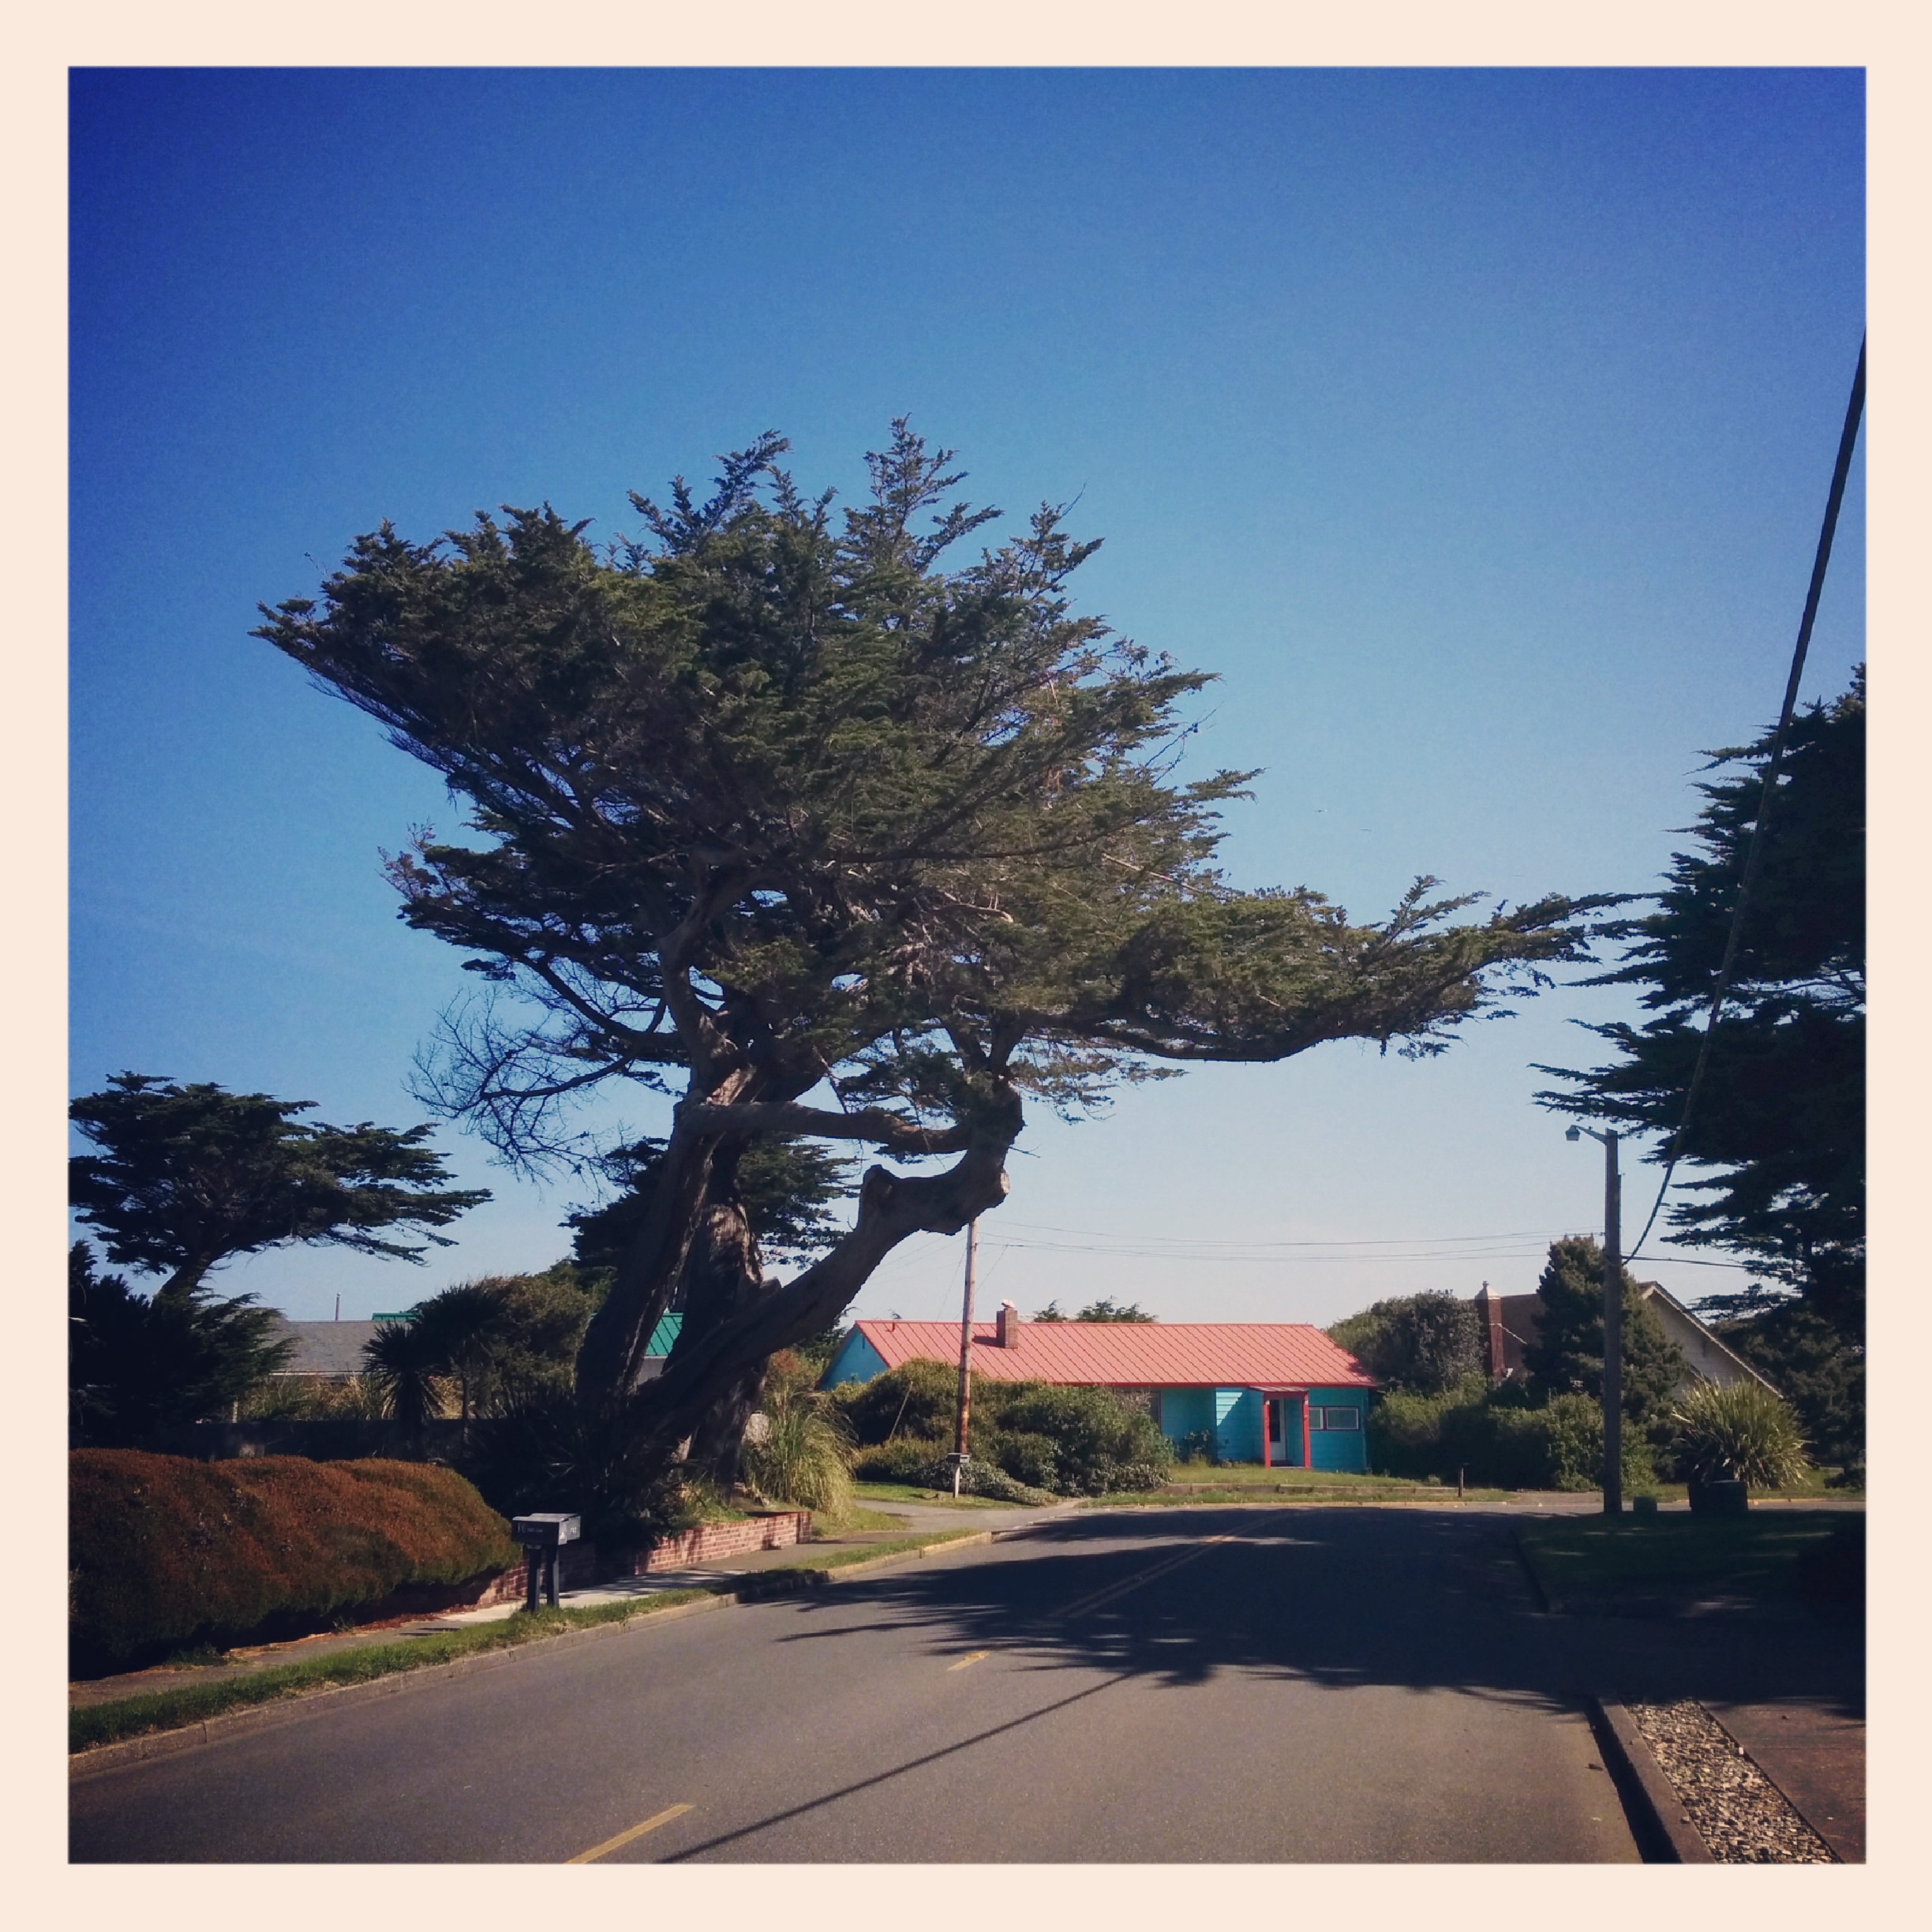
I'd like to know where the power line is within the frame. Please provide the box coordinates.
[1627,336,1865,1264]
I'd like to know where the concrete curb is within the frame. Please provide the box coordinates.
[1509,1525,1556,1612]
[1588,1698,1715,1863]
[69,1528,1013,1782]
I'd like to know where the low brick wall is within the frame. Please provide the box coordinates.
[472,1511,812,1608]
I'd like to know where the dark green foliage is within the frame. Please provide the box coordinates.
[1069,1297,1155,1322]
[1368,1386,1655,1492]
[69,1241,291,1447]
[364,1265,609,1432]
[832,1357,962,1447]
[466,1264,608,1413]
[833,1356,1167,1494]
[1538,675,1863,1332]
[569,1137,851,1275]
[69,1451,517,1673]
[850,1439,944,1484]
[258,425,1604,1456]
[449,1387,695,1546]
[1325,1292,1481,1395]
[361,1316,447,1436]
[983,1383,1171,1494]
[1032,1302,1067,1321]
[1526,1237,1687,1436]
[1705,1290,1863,1469]
[70,1073,486,1301]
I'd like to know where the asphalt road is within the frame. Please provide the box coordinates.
[70,1507,1639,1863]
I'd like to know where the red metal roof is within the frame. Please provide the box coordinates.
[850,1319,1376,1389]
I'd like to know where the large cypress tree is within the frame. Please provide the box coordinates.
[257,425,1605,1479]
[1537,674,1863,1334]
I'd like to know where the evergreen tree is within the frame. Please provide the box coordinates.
[257,424,1605,1480]
[1525,1237,1686,1436]
[1327,1291,1482,1395]
[70,1074,489,1301]
[1704,1288,1863,1470]
[1538,675,1863,1332]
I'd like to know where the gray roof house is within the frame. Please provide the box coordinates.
[263,1317,385,1379]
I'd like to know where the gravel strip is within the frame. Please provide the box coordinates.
[1629,1700,1834,1863]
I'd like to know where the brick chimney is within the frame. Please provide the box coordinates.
[1476,1282,1505,1383]
[995,1301,1020,1348]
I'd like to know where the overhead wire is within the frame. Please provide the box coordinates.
[1625,336,1865,1264]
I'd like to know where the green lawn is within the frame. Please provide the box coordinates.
[806,1504,905,1534]
[69,1593,714,1754]
[1091,1466,1508,1507]
[851,1481,1010,1509]
[1515,1509,1863,1616]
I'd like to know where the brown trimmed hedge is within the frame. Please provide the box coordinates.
[70,1451,519,1673]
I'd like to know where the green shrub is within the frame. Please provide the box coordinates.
[833,1357,960,1446]
[1368,1387,1653,1492]
[1669,1380,1809,1488]
[983,1383,1171,1495]
[907,1455,1057,1504]
[852,1437,948,1484]
[979,1428,1059,1492]
[69,1451,518,1673]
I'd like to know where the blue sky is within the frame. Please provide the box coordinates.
[69,66,1864,1328]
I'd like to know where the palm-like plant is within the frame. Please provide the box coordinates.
[362,1317,447,1437]
[415,1282,508,1429]
[1671,1379,1808,1490]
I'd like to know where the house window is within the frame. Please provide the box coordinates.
[1306,1406,1326,1432]
[1320,1406,1361,1432]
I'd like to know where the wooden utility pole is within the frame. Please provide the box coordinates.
[1602,1129,1623,1518]
[953,1219,979,1494]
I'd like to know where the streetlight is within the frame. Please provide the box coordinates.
[1566,1124,1623,1517]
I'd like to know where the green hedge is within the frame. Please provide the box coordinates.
[1368,1388,1655,1492]
[70,1451,519,1673]
[836,1364,1170,1495]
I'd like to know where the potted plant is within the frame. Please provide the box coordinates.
[1670,1380,1807,1515]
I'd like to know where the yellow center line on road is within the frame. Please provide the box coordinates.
[566,1802,695,1865]
[947,1650,992,1671]
[1053,1522,1252,1620]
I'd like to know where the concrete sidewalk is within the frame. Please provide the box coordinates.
[1539,1595,1864,1861]
[1709,1699,1864,1862]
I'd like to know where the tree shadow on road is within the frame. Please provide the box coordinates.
[772,1507,1864,1719]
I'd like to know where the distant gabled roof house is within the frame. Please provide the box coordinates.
[1473,1281,1777,1393]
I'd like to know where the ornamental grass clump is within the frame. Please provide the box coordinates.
[741,1383,855,1517]
[1670,1380,1808,1490]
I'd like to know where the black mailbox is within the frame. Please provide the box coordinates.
[511,1513,581,1610]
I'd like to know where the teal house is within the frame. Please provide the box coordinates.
[821,1307,1378,1471]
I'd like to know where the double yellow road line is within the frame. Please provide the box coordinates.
[1053,1524,1245,1619]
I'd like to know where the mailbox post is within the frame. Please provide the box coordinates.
[511,1513,581,1612]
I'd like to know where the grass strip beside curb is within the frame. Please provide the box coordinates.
[69,1591,714,1755]
[72,1526,992,1762]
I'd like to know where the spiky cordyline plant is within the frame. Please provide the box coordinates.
[1671,1379,1808,1488]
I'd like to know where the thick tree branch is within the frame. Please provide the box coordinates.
[680,1101,971,1155]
